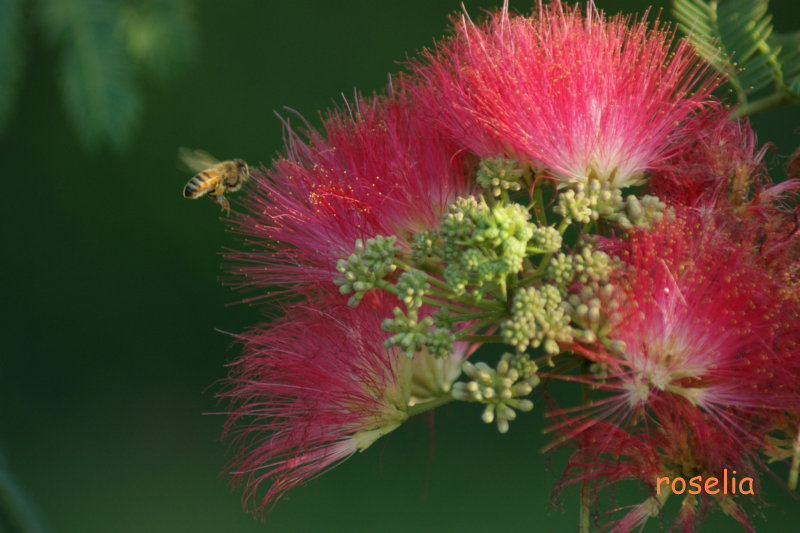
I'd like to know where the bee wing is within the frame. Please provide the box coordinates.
[178,147,221,173]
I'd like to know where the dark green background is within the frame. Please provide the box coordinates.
[1,1,799,532]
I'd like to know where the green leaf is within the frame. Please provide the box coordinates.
[771,29,800,97]
[0,0,25,133]
[39,0,141,150]
[672,0,784,102]
[119,0,198,81]
[60,24,141,150]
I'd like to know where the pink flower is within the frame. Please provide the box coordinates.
[648,106,769,208]
[411,0,719,189]
[647,108,800,283]
[548,210,800,530]
[219,294,471,513]
[555,413,759,532]
[595,211,796,419]
[226,85,475,303]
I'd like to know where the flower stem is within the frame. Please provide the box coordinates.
[579,360,592,533]
[420,294,498,314]
[407,393,454,417]
[457,334,504,343]
[789,423,800,491]
[532,182,548,226]
[731,90,800,119]
[579,486,590,533]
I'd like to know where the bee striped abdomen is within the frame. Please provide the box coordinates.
[179,149,248,213]
[183,171,220,199]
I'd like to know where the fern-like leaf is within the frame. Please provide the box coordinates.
[672,0,783,103]
[39,0,141,150]
[771,29,800,97]
[60,23,142,150]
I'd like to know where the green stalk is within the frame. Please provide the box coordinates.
[458,334,504,343]
[731,91,800,119]
[789,423,800,491]
[532,181,548,226]
[394,259,450,292]
[449,312,505,324]
[419,295,499,315]
[579,359,592,533]
[406,393,455,417]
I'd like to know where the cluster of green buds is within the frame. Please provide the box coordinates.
[475,155,530,197]
[333,154,638,433]
[564,281,626,345]
[381,270,456,359]
[452,353,540,433]
[609,194,667,229]
[546,245,619,289]
[501,284,574,355]
[334,235,401,306]
[555,178,665,229]
[438,196,537,298]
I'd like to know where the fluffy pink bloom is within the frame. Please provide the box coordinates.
[219,295,472,513]
[554,412,759,532]
[548,210,800,530]
[411,0,719,189]
[648,106,769,208]
[226,85,475,303]
[589,212,798,418]
[647,108,800,284]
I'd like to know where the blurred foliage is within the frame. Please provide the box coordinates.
[672,0,800,114]
[0,0,25,130]
[119,0,197,81]
[0,0,197,151]
[0,2,797,532]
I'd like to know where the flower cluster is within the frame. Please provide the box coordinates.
[411,0,719,189]
[213,0,800,530]
[218,82,479,512]
[220,297,472,512]
[550,209,800,530]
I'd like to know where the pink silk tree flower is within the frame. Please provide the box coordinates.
[411,0,719,189]
[225,85,475,303]
[584,210,799,430]
[219,295,473,513]
[548,210,800,530]
[647,108,800,284]
[554,411,761,532]
[648,106,769,208]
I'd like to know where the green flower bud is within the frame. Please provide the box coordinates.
[452,353,540,433]
[476,156,526,197]
[334,235,401,306]
[501,285,574,354]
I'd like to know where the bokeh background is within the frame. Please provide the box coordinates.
[1,1,799,532]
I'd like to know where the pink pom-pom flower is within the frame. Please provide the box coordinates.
[412,0,719,189]
[548,210,800,530]
[219,295,472,513]
[226,85,476,304]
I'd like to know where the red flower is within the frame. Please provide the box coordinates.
[226,85,475,303]
[649,106,769,208]
[412,0,719,189]
[548,210,800,530]
[219,295,472,513]
[648,108,800,285]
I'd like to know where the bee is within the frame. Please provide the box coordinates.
[180,147,249,214]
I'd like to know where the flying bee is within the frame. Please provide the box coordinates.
[180,147,249,214]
